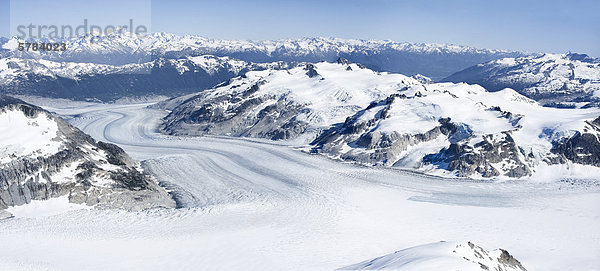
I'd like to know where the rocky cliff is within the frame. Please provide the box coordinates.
[0,96,176,214]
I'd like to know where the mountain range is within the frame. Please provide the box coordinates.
[444,53,600,108]
[0,33,528,101]
[1,33,599,180]
[1,33,523,80]
[160,60,600,179]
[2,33,598,108]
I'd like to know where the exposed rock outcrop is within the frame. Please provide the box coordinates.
[424,132,531,178]
[310,85,599,179]
[550,116,600,166]
[311,95,458,167]
[0,96,176,213]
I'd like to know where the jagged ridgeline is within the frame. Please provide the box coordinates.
[0,34,524,101]
[0,96,175,214]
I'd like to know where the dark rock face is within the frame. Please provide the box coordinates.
[462,242,528,271]
[311,95,460,167]
[0,96,175,211]
[310,92,536,178]
[551,116,600,166]
[96,141,129,166]
[1,148,81,209]
[336,57,352,65]
[424,132,531,178]
[163,96,308,140]
[161,75,310,140]
[497,249,528,271]
[304,64,321,78]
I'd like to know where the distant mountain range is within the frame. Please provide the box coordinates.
[3,33,598,107]
[0,55,291,100]
[1,33,524,80]
[444,53,600,108]
[0,33,528,101]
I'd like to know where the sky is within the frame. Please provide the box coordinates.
[1,0,599,56]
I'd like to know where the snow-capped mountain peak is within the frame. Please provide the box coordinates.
[160,60,423,141]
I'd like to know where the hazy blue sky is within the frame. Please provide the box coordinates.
[1,0,599,56]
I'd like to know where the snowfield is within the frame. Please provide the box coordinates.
[0,108,61,163]
[0,100,599,270]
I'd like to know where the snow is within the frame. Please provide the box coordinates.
[575,64,600,80]
[495,57,517,66]
[394,135,450,168]
[0,33,519,67]
[459,53,600,106]
[1,38,19,50]
[188,55,249,75]
[339,80,600,178]
[0,101,595,270]
[205,62,420,131]
[4,196,91,218]
[373,84,517,136]
[49,162,79,184]
[340,241,519,271]
[0,108,61,163]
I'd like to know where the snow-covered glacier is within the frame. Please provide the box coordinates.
[0,32,599,271]
[0,99,596,270]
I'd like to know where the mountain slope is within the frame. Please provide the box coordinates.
[340,241,527,271]
[162,61,600,179]
[311,82,600,179]
[160,60,424,142]
[0,96,175,215]
[443,53,600,107]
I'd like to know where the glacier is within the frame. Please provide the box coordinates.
[0,98,596,270]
